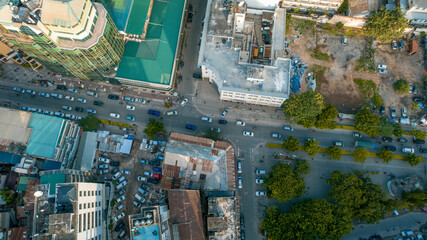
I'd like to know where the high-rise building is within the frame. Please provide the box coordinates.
[0,0,125,80]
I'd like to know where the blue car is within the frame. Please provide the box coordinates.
[155,155,164,160]
[186,124,196,130]
[148,110,161,116]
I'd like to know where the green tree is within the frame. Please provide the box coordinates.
[354,108,380,137]
[203,128,221,141]
[393,123,403,137]
[315,104,338,129]
[308,8,315,14]
[364,7,408,42]
[304,139,320,156]
[79,115,99,131]
[401,189,427,208]
[327,171,387,223]
[294,159,311,175]
[143,119,166,139]
[293,7,300,13]
[283,91,325,128]
[0,188,17,205]
[378,118,394,136]
[262,162,305,202]
[377,148,393,163]
[260,206,286,239]
[410,128,426,140]
[280,199,353,240]
[326,146,342,160]
[337,0,349,14]
[403,153,422,166]
[353,147,368,163]
[336,22,344,29]
[281,136,299,152]
[394,79,411,94]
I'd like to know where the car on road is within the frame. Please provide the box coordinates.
[218,119,227,124]
[97,164,108,169]
[137,176,147,181]
[122,170,132,175]
[243,131,254,137]
[51,93,63,99]
[113,212,125,222]
[110,161,120,166]
[123,96,135,102]
[98,157,110,163]
[136,98,146,104]
[87,109,96,114]
[398,137,407,143]
[382,137,393,143]
[236,120,245,126]
[420,148,427,153]
[379,69,388,74]
[43,110,53,115]
[211,127,221,133]
[13,87,25,93]
[68,88,78,93]
[237,161,242,173]
[126,105,135,110]
[93,100,103,106]
[255,178,264,184]
[99,169,109,174]
[62,106,72,111]
[255,191,267,196]
[413,138,425,144]
[201,116,212,122]
[110,113,120,118]
[283,125,294,131]
[148,110,161,116]
[38,92,50,98]
[186,124,196,130]
[271,133,282,139]
[390,107,396,117]
[353,132,362,138]
[221,109,228,117]
[180,98,188,107]
[56,85,67,91]
[238,176,242,189]
[384,146,397,151]
[166,111,178,116]
[256,169,266,174]
[402,147,415,153]
[65,95,74,101]
[126,115,135,121]
[115,221,125,232]
[140,159,149,164]
[342,36,347,45]
[77,98,87,103]
[108,94,119,100]
[26,89,36,95]
[334,141,344,147]
[377,64,387,69]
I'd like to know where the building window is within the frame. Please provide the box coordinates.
[83,214,86,231]
[79,204,82,210]
[92,191,94,196]
[79,214,82,232]
[92,202,94,208]
[79,191,82,197]
[92,211,94,229]
[95,210,98,227]
[98,210,101,226]
[84,203,86,209]
[84,191,86,196]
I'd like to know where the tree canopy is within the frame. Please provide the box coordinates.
[364,7,408,43]
[401,189,427,208]
[326,146,342,160]
[143,119,166,139]
[403,153,422,167]
[377,148,393,163]
[304,139,320,156]
[294,159,311,175]
[394,79,411,94]
[354,108,380,137]
[203,128,221,141]
[0,188,17,205]
[283,91,325,128]
[411,128,426,140]
[281,136,300,152]
[315,104,338,129]
[262,162,305,202]
[353,147,368,163]
[327,171,387,223]
[393,123,403,137]
[79,115,99,131]
[262,199,353,240]
[378,118,394,137]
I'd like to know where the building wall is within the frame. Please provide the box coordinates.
[75,183,105,240]
[282,0,344,11]
[0,3,124,81]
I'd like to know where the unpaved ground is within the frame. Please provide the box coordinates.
[286,20,426,114]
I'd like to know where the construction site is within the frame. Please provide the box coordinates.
[207,192,240,240]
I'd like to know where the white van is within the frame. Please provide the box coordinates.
[86,91,98,97]
[334,141,344,147]
[402,147,414,153]
[135,193,143,201]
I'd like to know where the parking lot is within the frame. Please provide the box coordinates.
[93,140,167,239]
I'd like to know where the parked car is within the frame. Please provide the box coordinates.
[420,148,427,153]
[255,178,264,184]
[140,159,149,164]
[380,106,385,115]
[112,172,122,180]
[155,155,164,160]
[110,161,120,166]
[413,138,425,144]
[116,189,125,196]
[342,36,347,45]
[126,105,135,110]
[99,169,109,174]
[243,131,254,137]
[221,109,228,117]
[93,100,104,106]
[236,120,245,126]
[65,95,74,101]
[402,147,415,153]
[117,176,125,183]
[117,195,126,203]
[186,124,196,130]
[133,200,142,208]
[108,94,119,100]
[153,167,162,173]
[123,96,135,102]
[398,137,407,143]
[144,171,154,177]
[218,119,227,124]
[237,161,242,173]
[75,107,84,112]
[147,178,159,184]
[126,115,135,121]
[353,132,362,138]
[115,204,124,212]
[180,98,188,107]
[238,176,243,189]
[271,133,282,138]
[122,170,132,175]
[402,107,407,117]
[62,106,72,111]
[87,109,96,114]
[97,164,108,169]
[192,73,202,78]
[334,141,344,147]
[201,116,212,122]
[51,93,63,99]
[115,221,125,232]
[255,191,267,196]
[115,181,127,190]
[256,169,266,174]
[113,213,125,222]
[377,64,387,69]
[148,110,161,116]
[382,137,393,143]
[392,40,397,50]
[413,96,424,102]
[384,146,397,152]
[137,176,147,181]
[98,157,110,163]
[76,98,86,103]
[110,113,120,118]
[378,69,388,74]
[211,127,221,133]
[118,230,126,238]
[149,160,161,166]
[166,111,178,116]
[136,98,146,104]
[68,88,78,93]
[112,168,119,174]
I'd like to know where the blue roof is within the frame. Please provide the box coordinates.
[40,173,66,196]
[132,225,160,240]
[43,160,62,170]
[0,151,22,165]
[26,113,65,159]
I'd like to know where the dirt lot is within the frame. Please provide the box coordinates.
[286,18,427,115]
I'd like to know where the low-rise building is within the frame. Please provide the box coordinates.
[281,0,344,12]
[198,0,291,107]
[207,192,240,240]
[128,205,171,240]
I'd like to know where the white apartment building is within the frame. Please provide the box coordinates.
[198,0,291,107]
[281,0,344,12]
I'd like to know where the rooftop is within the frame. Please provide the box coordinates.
[207,196,238,240]
[95,0,133,31]
[199,0,291,98]
[129,205,170,240]
[74,131,97,172]
[41,0,86,27]
[0,107,33,146]
[26,113,65,159]
[115,0,185,86]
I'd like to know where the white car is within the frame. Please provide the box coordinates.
[243,131,254,137]
[255,178,264,184]
[77,98,87,103]
[98,157,110,164]
[113,212,125,222]
[137,176,147,181]
[99,169,109,174]
[144,171,153,177]
[283,125,294,131]
[97,164,108,169]
[68,88,78,93]
[62,106,72,111]
[377,64,387,69]
[255,191,267,196]
[166,111,178,116]
[65,95,74,101]
[379,69,388,74]
[236,120,245,126]
[112,172,122,180]
[136,98,146,104]
[110,113,120,118]
[126,105,135,110]
[180,98,188,107]
[65,114,75,119]
[115,180,127,190]
[221,109,228,117]
[87,109,97,114]
[43,110,53,115]
[238,176,243,189]
[201,116,212,122]
[122,170,132,175]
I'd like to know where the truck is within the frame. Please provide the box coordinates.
[354,140,375,149]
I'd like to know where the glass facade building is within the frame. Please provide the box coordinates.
[0,0,124,80]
